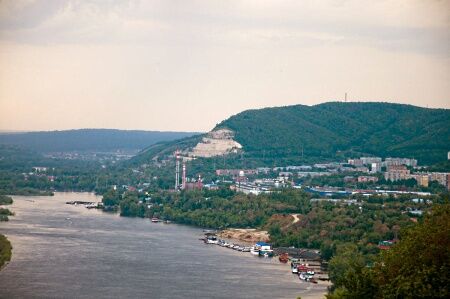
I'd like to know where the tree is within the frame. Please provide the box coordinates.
[327,243,377,298]
[371,204,450,298]
[327,204,450,298]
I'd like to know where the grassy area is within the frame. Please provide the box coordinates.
[0,234,12,269]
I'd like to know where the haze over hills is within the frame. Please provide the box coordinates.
[0,129,200,153]
[131,102,450,166]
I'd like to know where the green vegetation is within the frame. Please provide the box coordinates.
[425,160,450,172]
[0,145,110,194]
[127,102,450,173]
[103,188,310,228]
[0,234,12,269]
[327,204,450,298]
[0,208,13,221]
[103,187,442,264]
[0,195,12,205]
[215,102,450,165]
[265,193,435,259]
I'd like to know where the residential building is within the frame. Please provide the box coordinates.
[215,169,257,176]
[429,172,449,187]
[411,174,429,187]
[358,176,379,183]
[354,166,370,173]
[385,165,410,181]
[384,157,418,167]
[256,167,271,174]
[297,171,331,178]
[286,165,312,171]
[371,162,382,173]
[360,157,382,165]
[348,159,363,167]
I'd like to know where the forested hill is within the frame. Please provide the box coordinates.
[0,129,198,153]
[214,102,450,165]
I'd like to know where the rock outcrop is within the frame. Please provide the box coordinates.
[190,129,242,158]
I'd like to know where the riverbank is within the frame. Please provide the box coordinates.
[217,228,270,244]
[0,234,12,270]
[0,193,326,299]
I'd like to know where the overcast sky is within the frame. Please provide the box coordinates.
[0,0,449,132]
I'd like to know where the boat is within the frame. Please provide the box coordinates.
[279,253,289,263]
[151,217,160,223]
[250,246,260,255]
[260,250,274,257]
[205,236,219,244]
[254,242,273,257]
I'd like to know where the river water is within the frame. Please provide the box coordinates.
[0,193,326,299]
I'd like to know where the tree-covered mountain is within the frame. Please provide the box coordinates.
[214,102,450,165]
[0,129,199,153]
[133,102,450,166]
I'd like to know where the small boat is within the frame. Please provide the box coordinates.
[260,250,274,257]
[279,253,289,263]
[205,236,219,244]
[151,217,160,223]
[250,246,260,255]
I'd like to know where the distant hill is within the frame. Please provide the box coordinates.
[0,129,199,153]
[131,102,450,166]
[216,102,450,165]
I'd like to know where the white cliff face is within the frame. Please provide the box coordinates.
[190,129,242,158]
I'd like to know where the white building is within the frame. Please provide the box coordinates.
[360,157,382,165]
[371,162,382,173]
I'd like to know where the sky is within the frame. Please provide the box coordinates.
[0,0,449,132]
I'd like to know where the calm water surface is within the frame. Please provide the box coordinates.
[0,193,326,299]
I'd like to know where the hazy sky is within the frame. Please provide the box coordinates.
[0,0,449,132]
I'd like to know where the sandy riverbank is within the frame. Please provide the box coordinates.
[217,228,270,245]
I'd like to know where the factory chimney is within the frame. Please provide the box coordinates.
[182,161,186,190]
[175,150,180,190]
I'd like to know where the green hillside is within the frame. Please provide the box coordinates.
[131,102,450,166]
[215,102,450,165]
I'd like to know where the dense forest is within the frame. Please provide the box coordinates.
[130,102,450,168]
[326,204,450,298]
[216,102,450,165]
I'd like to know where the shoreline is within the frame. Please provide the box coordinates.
[1,193,327,299]
[0,234,12,271]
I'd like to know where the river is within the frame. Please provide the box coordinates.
[0,193,326,299]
